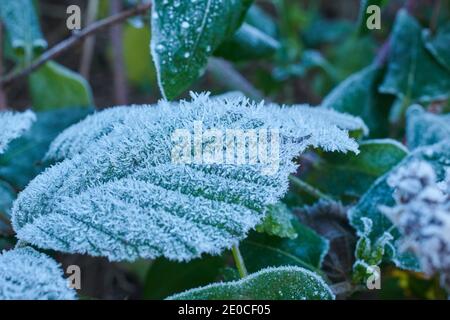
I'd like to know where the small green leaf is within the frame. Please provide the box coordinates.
[0,107,93,190]
[244,5,277,38]
[322,65,394,137]
[167,266,334,300]
[255,203,297,239]
[349,140,450,271]
[423,23,450,72]
[151,0,253,99]
[379,10,450,103]
[242,219,329,273]
[305,139,408,201]
[123,23,157,88]
[0,0,47,58]
[144,256,225,300]
[215,23,280,62]
[0,247,76,300]
[406,105,450,150]
[29,61,94,111]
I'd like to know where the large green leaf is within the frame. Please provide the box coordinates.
[322,65,393,137]
[349,140,450,270]
[423,23,450,72]
[305,139,407,201]
[167,266,334,300]
[406,105,450,150]
[379,10,450,103]
[0,107,93,190]
[29,61,94,111]
[242,219,329,273]
[151,0,253,99]
[0,0,47,58]
[144,255,225,300]
[12,94,365,262]
[214,23,280,62]
[0,247,76,300]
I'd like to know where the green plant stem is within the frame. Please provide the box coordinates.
[289,175,334,202]
[231,245,248,278]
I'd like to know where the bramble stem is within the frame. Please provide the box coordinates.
[289,175,334,202]
[231,245,248,278]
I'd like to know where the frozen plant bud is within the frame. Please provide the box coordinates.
[381,161,450,289]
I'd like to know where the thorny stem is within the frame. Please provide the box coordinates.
[231,245,248,278]
[289,175,334,202]
[0,2,152,88]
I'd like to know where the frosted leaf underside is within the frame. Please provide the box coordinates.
[13,93,365,262]
[0,247,76,300]
[0,110,36,154]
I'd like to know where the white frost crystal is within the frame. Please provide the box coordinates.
[0,110,36,154]
[0,247,76,300]
[13,93,366,262]
[381,161,450,288]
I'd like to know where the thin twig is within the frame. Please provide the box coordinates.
[289,175,334,202]
[231,245,248,278]
[0,2,152,88]
[207,58,265,101]
[110,0,128,105]
[79,0,100,79]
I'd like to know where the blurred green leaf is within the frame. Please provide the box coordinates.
[0,107,93,190]
[303,18,353,47]
[167,266,334,300]
[151,0,253,99]
[256,203,297,239]
[406,105,450,150]
[305,139,408,201]
[0,180,15,235]
[242,218,329,273]
[423,22,450,72]
[123,23,157,89]
[322,65,394,137]
[245,5,277,38]
[144,256,225,300]
[0,0,47,59]
[215,23,280,62]
[29,61,94,111]
[380,10,450,103]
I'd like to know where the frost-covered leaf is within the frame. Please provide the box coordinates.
[242,218,329,273]
[13,93,365,262]
[0,107,92,190]
[0,0,47,57]
[322,65,393,137]
[29,61,94,111]
[215,23,280,62]
[0,110,36,154]
[151,0,253,99]
[255,203,297,239]
[0,247,76,300]
[406,105,450,150]
[423,23,450,72]
[167,266,334,300]
[379,10,450,103]
[305,139,407,201]
[144,255,225,300]
[349,140,450,271]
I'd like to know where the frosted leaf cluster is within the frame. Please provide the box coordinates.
[381,161,450,288]
[13,93,365,262]
[0,247,76,300]
[167,266,335,300]
[0,110,36,154]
